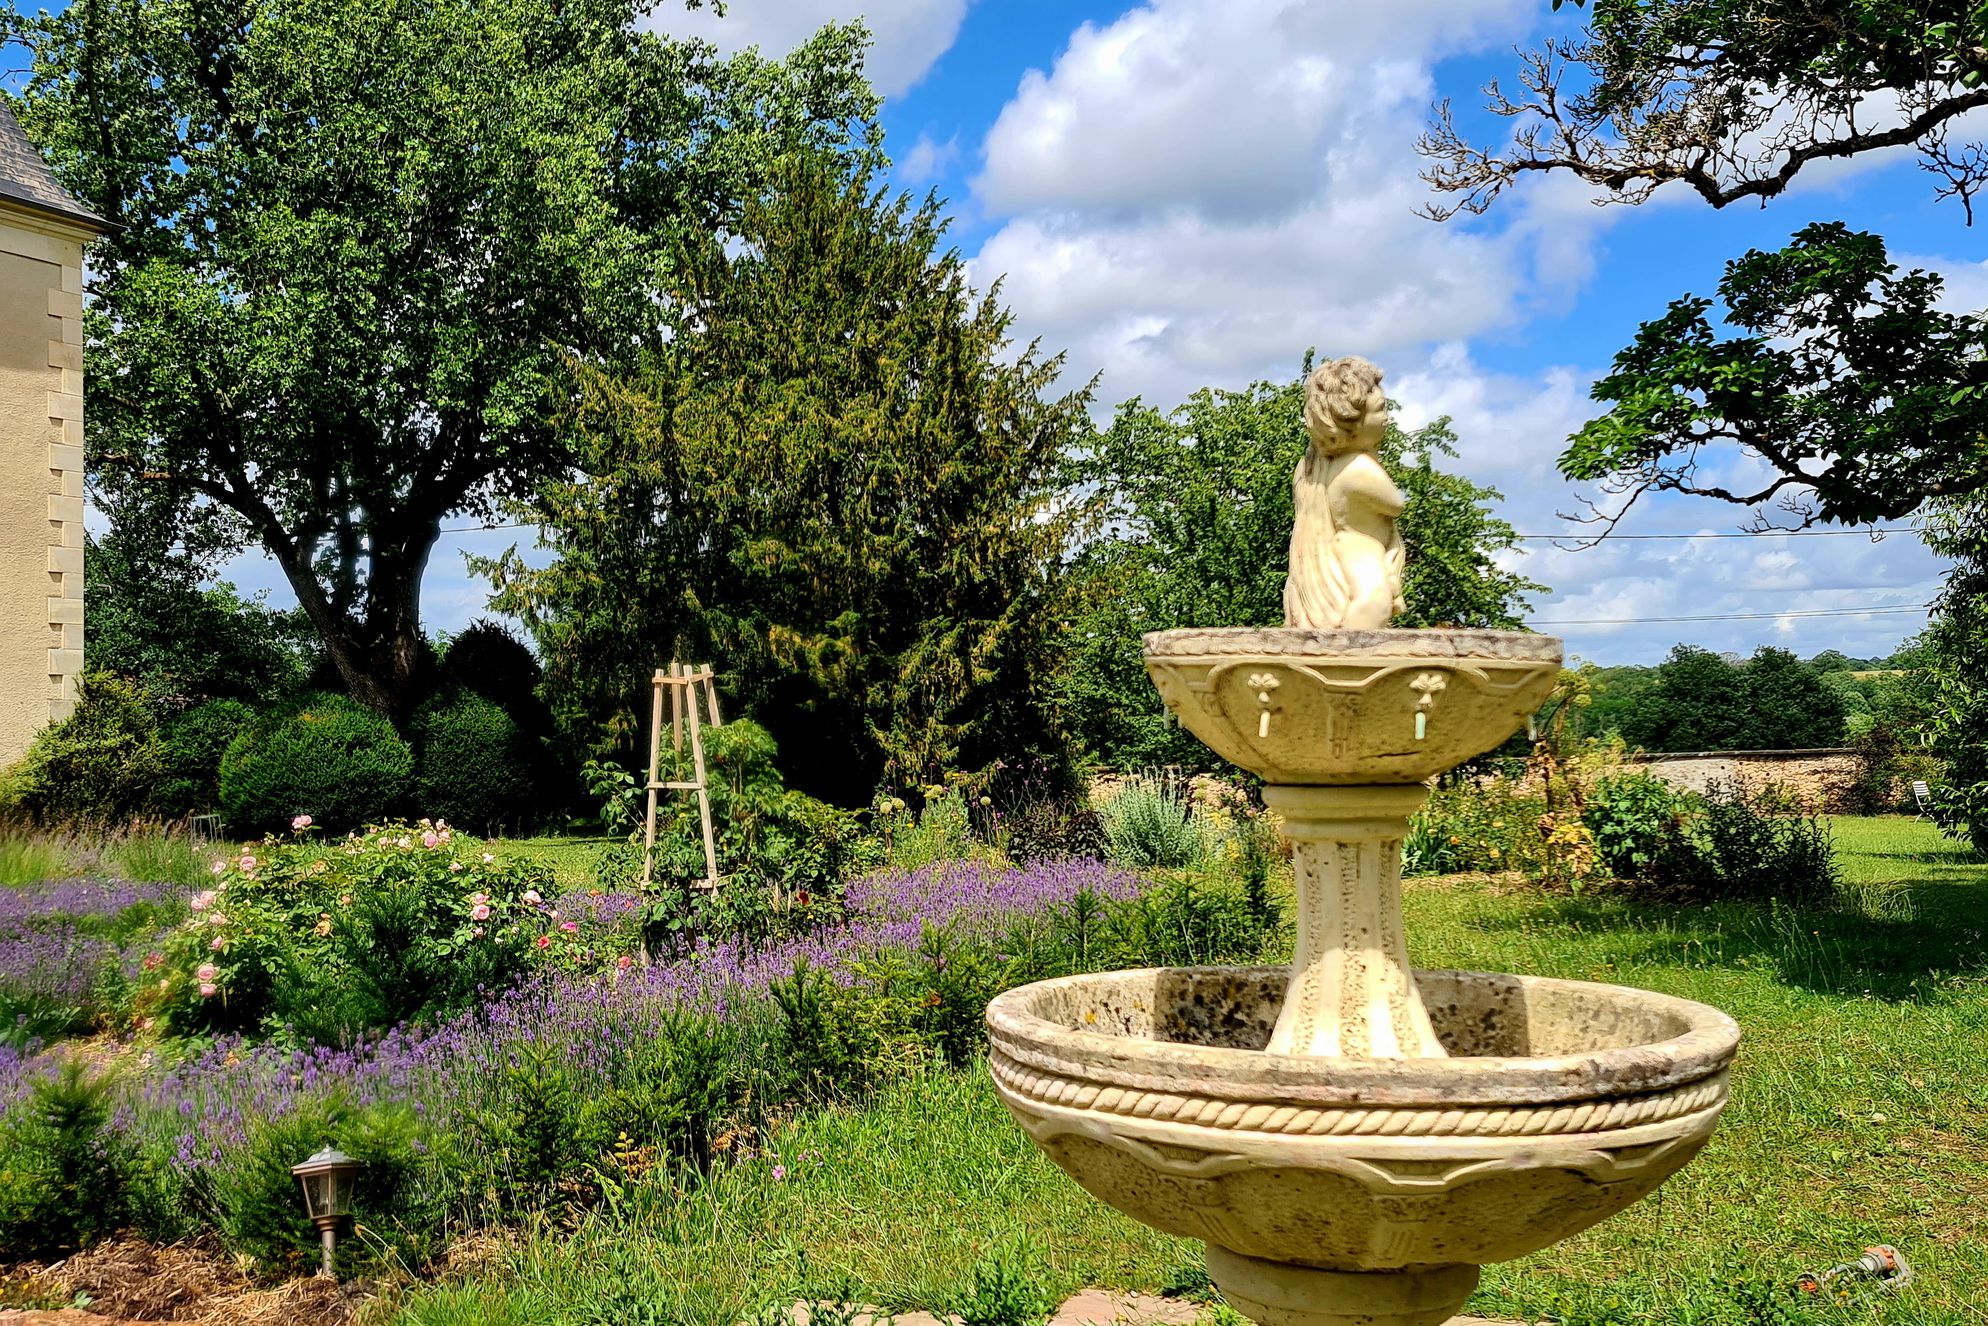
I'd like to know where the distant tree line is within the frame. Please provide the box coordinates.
[1571,642,1934,753]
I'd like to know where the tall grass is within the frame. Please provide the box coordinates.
[0,824,221,890]
[0,836,74,889]
[104,830,216,889]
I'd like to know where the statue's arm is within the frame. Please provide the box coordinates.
[1339,454,1406,517]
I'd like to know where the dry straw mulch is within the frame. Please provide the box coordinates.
[8,1238,357,1326]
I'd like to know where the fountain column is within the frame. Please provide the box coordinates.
[1263,784,1445,1058]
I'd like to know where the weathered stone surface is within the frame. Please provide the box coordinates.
[1143,630,1561,787]
[991,358,1738,1326]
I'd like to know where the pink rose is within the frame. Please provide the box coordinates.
[481,852,494,864]
[208,860,225,876]
[422,831,440,849]
[472,926,485,938]
[535,934,552,950]
[617,955,633,970]
[291,814,313,830]
[238,855,257,871]
[559,920,578,934]
[191,891,216,912]
[522,890,542,906]
[208,912,228,927]
[198,982,218,998]
[471,904,491,921]
[209,936,225,952]
[196,963,218,982]
[449,862,463,873]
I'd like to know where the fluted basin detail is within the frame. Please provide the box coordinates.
[1145,629,1561,786]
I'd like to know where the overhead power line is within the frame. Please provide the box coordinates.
[1533,603,1932,626]
[437,520,532,535]
[1513,526,1921,541]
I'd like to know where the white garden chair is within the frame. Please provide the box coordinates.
[1911,780,1934,819]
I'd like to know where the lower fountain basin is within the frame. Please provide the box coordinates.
[987,967,1737,1285]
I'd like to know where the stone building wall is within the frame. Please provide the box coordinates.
[0,213,88,768]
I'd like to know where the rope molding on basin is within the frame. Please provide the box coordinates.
[989,1053,1729,1138]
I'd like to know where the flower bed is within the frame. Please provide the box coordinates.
[0,841,1250,1271]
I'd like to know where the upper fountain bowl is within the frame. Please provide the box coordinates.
[1145,628,1563,785]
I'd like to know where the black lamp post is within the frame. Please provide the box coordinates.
[291,1146,364,1278]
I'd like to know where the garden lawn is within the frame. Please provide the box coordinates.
[388,816,1988,1326]
[489,834,621,893]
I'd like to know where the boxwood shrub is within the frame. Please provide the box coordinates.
[156,698,257,818]
[411,687,539,835]
[218,692,413,834]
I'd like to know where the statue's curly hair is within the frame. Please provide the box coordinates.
[1302,356,1384,453]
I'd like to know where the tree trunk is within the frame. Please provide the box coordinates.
[267,523,439,728]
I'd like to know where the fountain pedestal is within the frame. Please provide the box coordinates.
[1264,785,1442,1059]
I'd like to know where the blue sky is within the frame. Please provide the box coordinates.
[154,1,1988,663]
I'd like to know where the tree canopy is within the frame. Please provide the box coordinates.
[1563,224,1988,527]
[1422,0,1988,219]
[1922,496,1988,852]
[1422,1,1988,525]
[7,0,879,720]
[1058,369,1545,770]
[487,156,1092,803]
[1606,643,1848,752]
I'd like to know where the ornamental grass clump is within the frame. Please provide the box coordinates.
[1098,773,1207,870]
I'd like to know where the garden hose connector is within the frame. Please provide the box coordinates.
[1794,1244,1913,1298]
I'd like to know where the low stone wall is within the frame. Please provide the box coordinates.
[1620,748,1860,813]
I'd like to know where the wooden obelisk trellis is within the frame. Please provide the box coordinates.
[641,661,723,893]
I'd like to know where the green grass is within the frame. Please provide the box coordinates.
[381,1067,1201,1326]
[385,815,1987,1326]
[0,824,232,889]
[491,833,623,892]
[0,835,76,888]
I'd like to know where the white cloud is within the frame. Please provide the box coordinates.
[649,0,969,97]
[964,0,1610,411]
[900,131,960,184]
[975,0,1527,218]
[1896,248,1988,316]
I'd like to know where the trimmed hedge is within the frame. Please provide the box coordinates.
[411,688,539,835]
[218,692,413,834]
[438,620,543,718]
[156,698,257,818]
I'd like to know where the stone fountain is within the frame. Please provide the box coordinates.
[987,357,1739,1326]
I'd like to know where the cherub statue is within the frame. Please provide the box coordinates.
[1283,356,1406,630]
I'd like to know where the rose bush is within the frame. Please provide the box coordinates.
[153,819,572,1039]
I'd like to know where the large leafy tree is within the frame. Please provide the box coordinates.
[488,156,1092,803]
[1059,369,1545,770]
[7,0,878,720]
[1922,497,1988,853]
[1563,225,1988,527]
[1421,1,1988,525]
[1615,644,1846,752]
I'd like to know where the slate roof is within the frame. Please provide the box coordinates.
[0,97,110,233]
